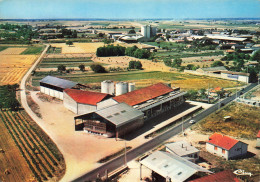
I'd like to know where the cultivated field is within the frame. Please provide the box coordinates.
[50,42,104,54]
[0,54,38,85]
[0,47,27,55]
[0,109,65,182]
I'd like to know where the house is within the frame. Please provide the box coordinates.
[189,170,240,182]
[209,87,224,97]
[165,141,199,162]
[140,151,211,182]
[206,133,248,160]
[63,89,111,115]
[256,130,260,148]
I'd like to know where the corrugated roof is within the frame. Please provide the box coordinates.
[140,151,211,182]
[189,170,240,182]
[221,71,250,76]
[206,133,239,150]
[96,103,144,127]
[40,76,77,89]
[165,141,199,157]
[64,89,109,106]
[201,66,227,72]
[113,83,174,106]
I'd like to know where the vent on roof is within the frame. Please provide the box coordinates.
[107,115,113,119]
[152,158,156,161]
[164,164,169,168]
[177,172,182,175]
[114,113,120,116]
[121,110,126,113]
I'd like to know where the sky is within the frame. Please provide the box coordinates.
[0,0,259,19]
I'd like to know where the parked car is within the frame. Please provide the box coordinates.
[189,120,196,124]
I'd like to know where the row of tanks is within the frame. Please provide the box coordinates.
[101,80,135,96]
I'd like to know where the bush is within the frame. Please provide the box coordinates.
[90,64,107,73]
[128,60,142,70]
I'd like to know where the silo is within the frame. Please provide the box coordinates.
[128,83,135,92]
[101,80,114,95]
[116,82,128,96]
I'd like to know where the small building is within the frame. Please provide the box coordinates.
[63,89,111,115]
[189,170,240,182]
[196,66,227,74]
[74,103,144,138]
[140,151,211,182]
[221,71,250,83]
[165,141,199,162]
[40,76,78,100]
[206,133,248,160]
[209,87,224,97]
[256,130,260,148]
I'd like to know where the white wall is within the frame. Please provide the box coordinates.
[40,86,63,100]
[63,92,78,113]
[77,103,96,115]
[97,98,118,110]
[206,143,228,159]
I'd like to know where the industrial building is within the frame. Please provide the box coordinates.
[97,83,186,120]
[141,25,157,39]
[74,103,144,138]
[140,151,211,182]
[74,83,186,137]
[40,76,78,100]
[206,133,248,160]
[63,89,111,115]
[221,71,250,83]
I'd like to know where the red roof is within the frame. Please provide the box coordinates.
[64,89,109,106]
[113,83,174,106]
[189,170,240,182]
[206,133,239,150]
[257,130,260,138]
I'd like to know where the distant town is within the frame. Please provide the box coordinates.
[0,18,259,182]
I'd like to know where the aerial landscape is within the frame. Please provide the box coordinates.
[0,0,260,182]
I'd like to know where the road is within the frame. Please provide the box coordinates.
[73,82,258,182]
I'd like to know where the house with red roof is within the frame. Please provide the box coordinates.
[63,89,111,115]
[189,170,240,182]
[206,133,248,160]
[256,130,260,148]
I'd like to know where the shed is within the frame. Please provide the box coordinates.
[40,76,78,100]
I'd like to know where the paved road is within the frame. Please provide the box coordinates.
[73,83,258,182]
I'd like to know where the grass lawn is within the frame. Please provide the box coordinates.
[195,102,260,139]
[21,46,45,55]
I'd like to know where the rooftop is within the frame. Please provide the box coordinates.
[199,66,227,72]
[189,170,240,182]
[257,130,260,138]
[96,103,144,127]
[165,141,199,157]
[140,151,211,182]
[64,89,109,106]
[221,71,250,76]
[113,83,174,106]
[40,76,77,89]
[206,133,243,150]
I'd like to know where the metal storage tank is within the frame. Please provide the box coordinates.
[101,80,114,95]
[116,82,128,96]
[128,83,135,92]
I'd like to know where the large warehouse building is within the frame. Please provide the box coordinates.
[40,76,78,100]
[74,103,144,138]
[74,83,186,137]
[63,89,111,115]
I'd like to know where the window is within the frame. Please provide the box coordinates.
[214,146,217,151]
[222,149,225,154]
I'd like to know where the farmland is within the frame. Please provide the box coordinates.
[0,109,65,182]
[50,42,104,54]
[38,57,93,68]
[32,70,245,90]
[196,102,260,139]
[21,46,45,55]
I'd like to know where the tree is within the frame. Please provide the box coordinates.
[78,64,85,72]
[172,58,182,68]
[66,41,73,47]
[7,98,20,111]
[128,29,136,34]
[252,49,260,62]
[90,64,107,73]
[211,61,224,67]
[135,61,142,70]
[57,65,66,73]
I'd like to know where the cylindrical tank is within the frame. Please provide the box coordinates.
[116,82,128,96]
[101,80,114,95]
[128,83,135,92]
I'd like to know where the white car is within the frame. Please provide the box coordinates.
[189,120,196,124]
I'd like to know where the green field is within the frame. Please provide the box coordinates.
[32,71,204,86]
[0,46,8,52]
[154,50,224,58]
[21,46,45,55]
[47,47,62,54]
[39,57,93,68]
[143,42,186,49]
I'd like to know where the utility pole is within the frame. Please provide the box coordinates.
[208,82,210,103]
[182,117,184,135]
[124,138,127,166]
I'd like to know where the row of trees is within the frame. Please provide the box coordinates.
[96,45,151,59]
[163,58,183,68]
